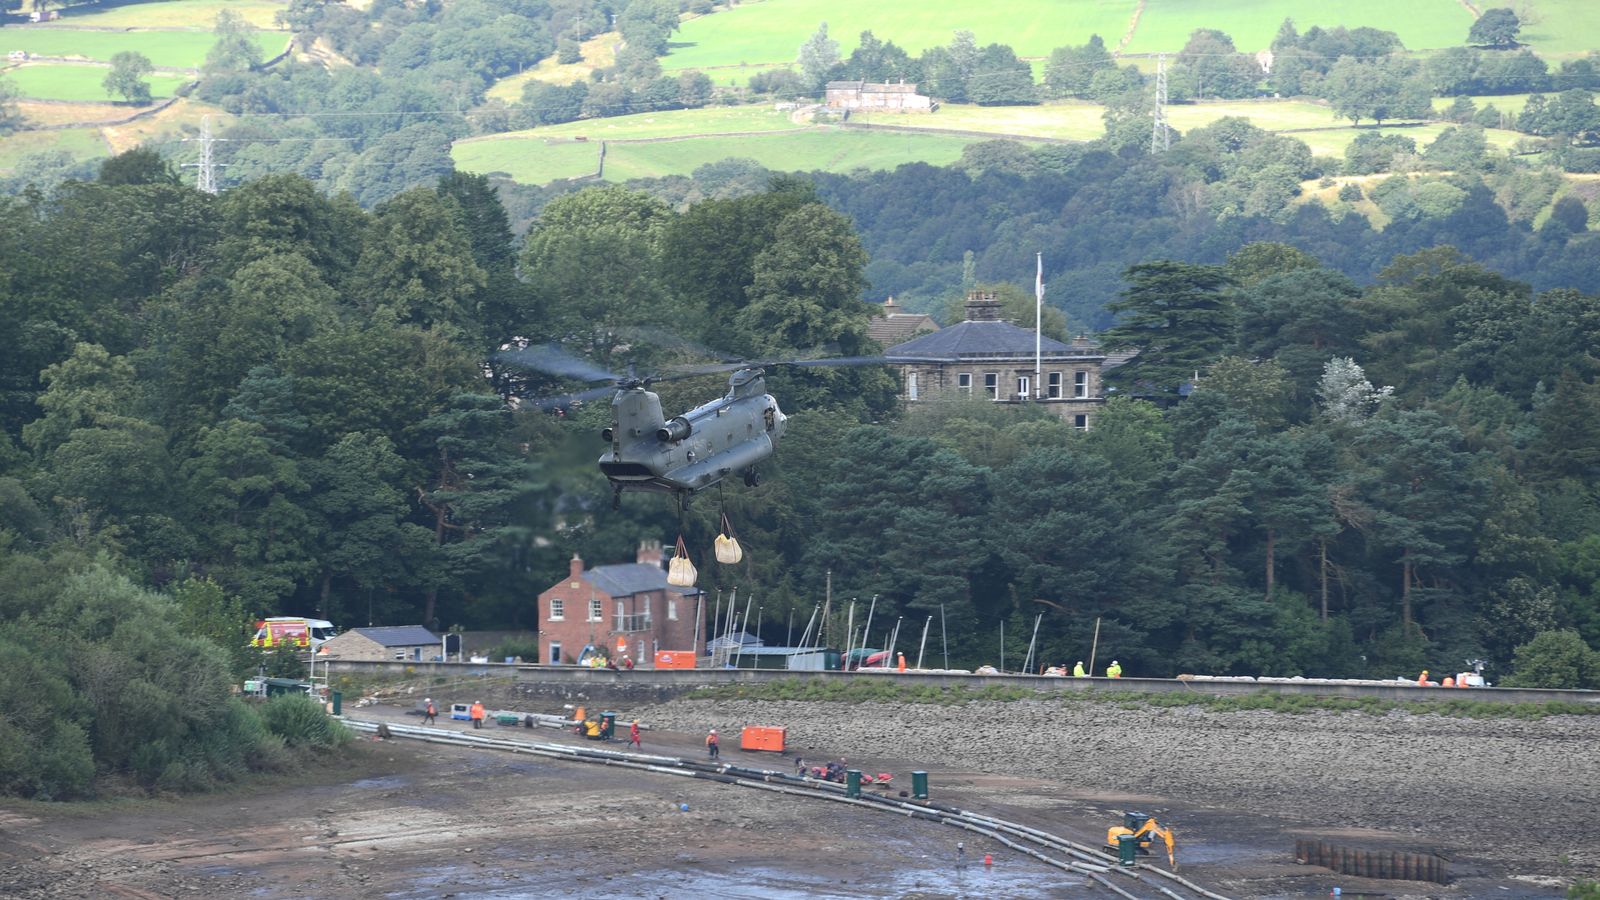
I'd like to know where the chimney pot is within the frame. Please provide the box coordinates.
[569,554,584,579]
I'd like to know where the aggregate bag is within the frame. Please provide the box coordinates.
[667,535,698,587]
[714,512,743,564]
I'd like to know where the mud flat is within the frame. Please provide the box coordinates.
[634,696,1600,895]
[0,695,1593,898]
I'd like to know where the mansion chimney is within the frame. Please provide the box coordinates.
[963,290,1003,322]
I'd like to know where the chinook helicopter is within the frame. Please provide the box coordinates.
[508,345,882,508]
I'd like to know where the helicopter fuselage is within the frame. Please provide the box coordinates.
[599,368,787,499]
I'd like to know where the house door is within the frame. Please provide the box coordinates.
[549,641,561,664]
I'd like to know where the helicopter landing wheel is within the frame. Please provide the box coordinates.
[743,468,761,488]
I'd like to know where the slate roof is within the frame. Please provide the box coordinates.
[886,320,1097,360]
[708,631,763,650]
[867,297,939,347]
[350,625,439,647]
[588,563,703,598]
[826,80,923,94]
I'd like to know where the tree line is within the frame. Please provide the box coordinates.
[3,150,1599,701]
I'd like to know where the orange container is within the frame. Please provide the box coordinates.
[654,650,696,669]
[741,725,786,752]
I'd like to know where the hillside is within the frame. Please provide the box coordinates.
[451,99,1529,186]
[662,0,1482,83]
[0,0,289,179]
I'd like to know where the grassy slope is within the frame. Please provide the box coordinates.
[1517,0,1600,55]
[41,0,290,29]
[452,125,983,183]
[663,0,1137,73]
[0,128,109,174]
[486,33,622,102]
[659,0,1593,85]
[450,99,1532,185]
[1123,0,1470,54]
[1,29,286,69]
[7,63,192,101]
[851,101,1106,140]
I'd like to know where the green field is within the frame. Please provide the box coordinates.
[664,0,1137,74]
[6,63,192,101]
[1163,99,1346,131]
[454,125,987,183]
[1287,123,1526,157]
[454,98,1536,184]
[1431,93,1534,117]
[485,105,809,140]
[853,101,1105,140]
[0,127,108,174]
[1122,0,1470,54]
[454,138,604,182]
[1517,0,1600,55]
[43,0,290,29]
[1,28,286,69]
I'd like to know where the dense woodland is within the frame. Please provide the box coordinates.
[4,1,1600,800]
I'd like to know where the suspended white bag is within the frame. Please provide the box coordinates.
[714,513,743,564]
[667,536,698,587]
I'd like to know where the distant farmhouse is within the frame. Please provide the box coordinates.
[824,80,934,112]
[883,291,1112,429]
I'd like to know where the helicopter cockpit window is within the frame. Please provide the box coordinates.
[764,407,775,431]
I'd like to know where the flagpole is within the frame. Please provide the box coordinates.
[1035,252,1043,400]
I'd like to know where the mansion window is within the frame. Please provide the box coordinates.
[958,373,972,395]
[1074,414,1088,430]
[1048,372,1062,399]
[1074,371,1088,398]
[984,372,999,400]
[907,373,919,400]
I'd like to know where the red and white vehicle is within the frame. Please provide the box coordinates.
[250,617,336,649]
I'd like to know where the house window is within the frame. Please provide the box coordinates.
[549,598,564,621]
[1074,371,1088,398]
[1017,375,1031,400]
[907,372,919,400]
[984,373,999,400]
[668,598,678,621]
[1074,414,1088,430]
[393,648,407,660]
[549,641,561,665]
[958,373,972,395]
[1048,372,1062,399]
[589,598,602,621]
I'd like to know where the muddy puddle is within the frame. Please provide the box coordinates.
[382,861,1082,898]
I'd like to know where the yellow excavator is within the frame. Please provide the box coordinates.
[1106,812,1178,869]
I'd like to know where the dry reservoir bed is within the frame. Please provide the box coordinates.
[0,695,1593,899]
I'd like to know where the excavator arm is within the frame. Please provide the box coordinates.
[1107,818,1178,870]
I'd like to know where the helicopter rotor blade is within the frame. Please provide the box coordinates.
[781,355,889,369]
[497,344,622,384]
[530,384,619,411]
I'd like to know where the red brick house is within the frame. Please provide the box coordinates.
[537,541,705,667]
